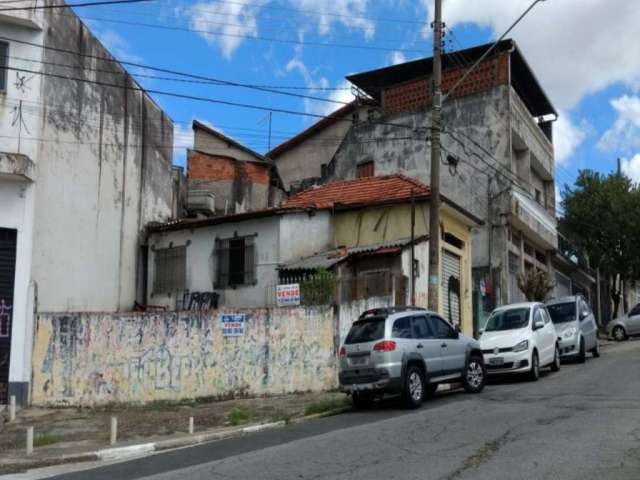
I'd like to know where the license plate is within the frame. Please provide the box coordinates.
[488,357,504,366]
[350,357,368,366]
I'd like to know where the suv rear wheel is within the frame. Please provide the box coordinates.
[462,355,486,393]
[403,365,425,409]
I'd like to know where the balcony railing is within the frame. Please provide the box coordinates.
[511,190,558,250]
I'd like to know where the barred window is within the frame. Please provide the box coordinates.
[215,235,256,288]
[153,246,186,294]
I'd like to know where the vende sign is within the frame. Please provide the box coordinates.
[276,284,301,307]
[221,314,246,337]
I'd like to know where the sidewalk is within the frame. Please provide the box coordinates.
[0,391,349,475]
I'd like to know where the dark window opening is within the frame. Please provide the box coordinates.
[444,232,464,250]
[0,42,8,92]
[216,235,256,288]
[356,161,374,178]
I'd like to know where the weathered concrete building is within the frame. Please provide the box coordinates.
[270,40,559,334]
[186,120,283,216]
[0,1,174,404]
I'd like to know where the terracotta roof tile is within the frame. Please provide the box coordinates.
[282,175,431,210]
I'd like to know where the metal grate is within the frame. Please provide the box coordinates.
[215,235,256,288]
[153,246,186,294]
[0,228,17,405]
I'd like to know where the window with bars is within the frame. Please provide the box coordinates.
[356,161,374,178]
[215,235,256,288]
[153,246,186,294]
[0,42,8,92]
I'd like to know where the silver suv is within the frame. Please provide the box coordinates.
[339,307,486,409]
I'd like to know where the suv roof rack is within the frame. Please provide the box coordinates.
[358,306,427,320]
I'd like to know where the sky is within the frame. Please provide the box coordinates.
[79,0,640,197]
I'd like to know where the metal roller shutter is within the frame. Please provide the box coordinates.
[0,228,17,405]
[442,250,461,327]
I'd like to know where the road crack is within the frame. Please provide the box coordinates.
[438,430,514,480]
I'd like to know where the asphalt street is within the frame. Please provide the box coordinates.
[29,340,640,480]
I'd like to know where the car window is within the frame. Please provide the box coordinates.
[542,308,551,324]
[547,302,576,324]
[629,304,640,316]
[345,317,386,344]
[533,308,545,328]
[579,300,591,319]
[428,315,457,339]
[411,316,433,339]
[484,308,530,331]
[392,316,413,339]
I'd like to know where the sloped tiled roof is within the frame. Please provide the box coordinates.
[281,175,431,210]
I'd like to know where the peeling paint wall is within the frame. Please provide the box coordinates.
[32,307,337,406]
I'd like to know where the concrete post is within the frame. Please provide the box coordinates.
[9,395,16,422]
[26,426,34,455]
[110,417,118,446]
[188,417,194,435]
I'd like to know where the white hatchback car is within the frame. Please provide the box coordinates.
[479,302,560,381]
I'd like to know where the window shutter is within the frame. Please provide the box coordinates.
[244,236,256,285]
[215,238,230,289]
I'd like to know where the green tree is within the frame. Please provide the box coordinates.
[560,170,640,319]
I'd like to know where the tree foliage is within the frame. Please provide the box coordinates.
[560,170,640,317]
[517,269,555,302]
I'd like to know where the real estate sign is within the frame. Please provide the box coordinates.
[221,314,246,337]
[276,284,301,307]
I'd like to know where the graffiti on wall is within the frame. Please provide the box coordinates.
[32,307,336,406]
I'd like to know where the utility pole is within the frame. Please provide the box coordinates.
[410,189,416,307]
[427,0,443,313]
[268,111,273,152]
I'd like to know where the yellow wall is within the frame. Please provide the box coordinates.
[334,203,474,336]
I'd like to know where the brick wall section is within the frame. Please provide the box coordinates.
[188,151,270,185]
[382,52,510,114]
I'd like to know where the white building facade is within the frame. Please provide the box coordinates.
[0,1,175,405]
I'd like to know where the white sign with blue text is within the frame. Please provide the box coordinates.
[221,314,246,337]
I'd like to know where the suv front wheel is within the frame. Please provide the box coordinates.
[462,355,486,393]
[403,365,425,409]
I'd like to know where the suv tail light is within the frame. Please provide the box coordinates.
[373,340,397,352]
[339,346,346,357]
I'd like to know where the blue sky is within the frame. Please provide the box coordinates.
[80,0,640,194]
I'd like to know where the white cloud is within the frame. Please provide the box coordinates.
[621,154,640,183]
[93,29,142,64]
[387,50,407,66]
[288,0,374,39]
[553,112,587,165]
[598,95,640,154]
[182,1,266,59]
[422,1,640,110]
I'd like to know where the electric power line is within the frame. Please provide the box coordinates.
[0,0,155,12]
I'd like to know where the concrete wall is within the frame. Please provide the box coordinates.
[31,307,337,405]
[273,108,366,191]
[194,126,261,164]
[31,8,174,312]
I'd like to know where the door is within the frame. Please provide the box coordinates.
[578,298,598,349]
[411,315,442,377]
[626,304,640,335]
[442,250,462,328]
[533,307,553,365]
[429,315,466,374]
[0,228,17,405]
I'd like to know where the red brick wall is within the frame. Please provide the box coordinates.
[188,151,270,185]
[382,52,509,114]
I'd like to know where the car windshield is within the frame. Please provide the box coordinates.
[345,317,385,344]
[547,302,576,324]
[484,308,530,332]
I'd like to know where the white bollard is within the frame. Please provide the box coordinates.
[26,426,34,455]
[110,417,118,446]
[188,417,194,435]
[9,396,16,422]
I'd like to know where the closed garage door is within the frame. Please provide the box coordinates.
[0,228,17,405]
[555,272,571,298]
[442,250,461,327]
